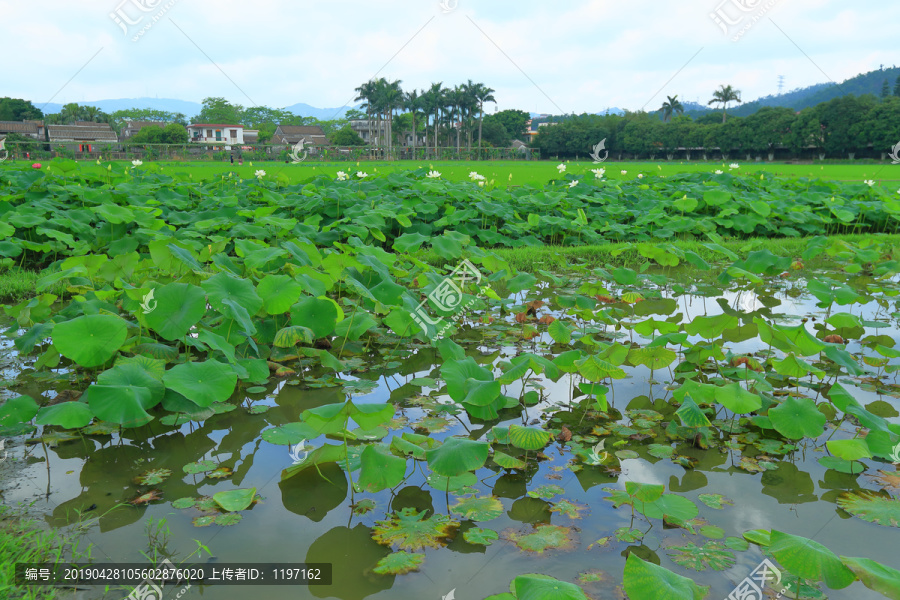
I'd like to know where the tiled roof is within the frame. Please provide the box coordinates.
[188,123,244,128]
[0,121,40,135]
[47,124,118,141]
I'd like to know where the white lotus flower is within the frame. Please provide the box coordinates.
[637,173,644,179]
[714,169,723,174]
[620,170,627,175]
[254,169,266,178]
[729,163,740,169]
[469,171,485,181]
[356,171,368,178]
[591,168,605,178]
[131,159,142,167]
[864,179,875,186]
[426,170,441,178]
[557,163,566,173]
[568,180,578,188]
[336,171,348,181]
[478,181,485,187]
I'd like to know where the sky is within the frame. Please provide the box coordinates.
[3,0,900,115]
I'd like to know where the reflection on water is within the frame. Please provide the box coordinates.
[2,272,899,599]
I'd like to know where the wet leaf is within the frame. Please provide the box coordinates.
[135,468,172,486]
[213,487,257,512]
[373,551,425,575]
[837,490,900,527]
[451,496,504,521]
[372,508,459,551]
[623,553,708,600]
[214,513,243,526]
[183,460,217,474]
[172,497,196,509]
[550,499,587,519]
[769,396,826,440]
[667,541,735,571]
[769,529,855,589]
[513,574,589,600]
[527,484,566,500]
[464,527,499,546]
[840,556,900,600]
[508,524,576,553]
[698,494,733,509]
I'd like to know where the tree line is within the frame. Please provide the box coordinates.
[534,88,900,160]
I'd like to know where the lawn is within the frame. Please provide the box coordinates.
[4,158,900,187]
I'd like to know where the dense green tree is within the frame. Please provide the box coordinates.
[194,97,243,124]
[479,116,510,147]
[0,98,43,121]
[329,125,365,146]
[491,109,530,141]
[882,79,890,98]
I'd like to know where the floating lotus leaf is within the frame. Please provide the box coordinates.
[172,497,196,509]
[214,513,243,526]
[464,527,499,546]
[837,490,900,528]
[527,484,565,500]
[135,468,172,486]
[451,496,504,521]
[509,424,552,451]
[213,487,257,512]
[373,551,425,575]
[183,460,217,474]
[698,493,733,509]
[508,524,576,553]
[550,499,587,519]
[372,508,459,551]
[666,541,735,571]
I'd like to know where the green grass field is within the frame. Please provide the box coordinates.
[4,159,900,186]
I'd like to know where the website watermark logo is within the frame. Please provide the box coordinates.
[0,138,8,163]
[289,440,309,465]
[442,589,456,600]
[126,558,191,600]
[439,0,458,13]
[889,141,900,165]
[590,138,608,163]
[0,439,7,463]
[890,441,900,463]
[710,0,780,42]
[110,0,180,42]
[410,259,482,340]
[726,558,783,600]
[140,289,157,315]
[290,139,309,163]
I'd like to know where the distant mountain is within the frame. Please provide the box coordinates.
[34,97,362,121]
[282,103,360,120]
[38,97,203,117]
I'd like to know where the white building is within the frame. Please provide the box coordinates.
[187,123,244,149]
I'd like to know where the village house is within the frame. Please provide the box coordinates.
[187,123,244,150]
[271,125,328,149]
[47,122,118,153]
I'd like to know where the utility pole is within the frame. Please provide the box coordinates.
[777,75,785,95]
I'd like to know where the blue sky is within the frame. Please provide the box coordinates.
[4,0,899,114]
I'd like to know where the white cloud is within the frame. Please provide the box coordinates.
[4,0,899,115]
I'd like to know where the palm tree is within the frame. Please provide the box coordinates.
[354,80,378,154]
[382,79,403,159]
[426,82,444,158]
[60,103,81,124]
[405,90,423,158]
[709,85,742,123]
[470,82,496,158]
[660,95,684,122]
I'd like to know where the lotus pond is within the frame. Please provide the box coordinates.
[0,164,900,599]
